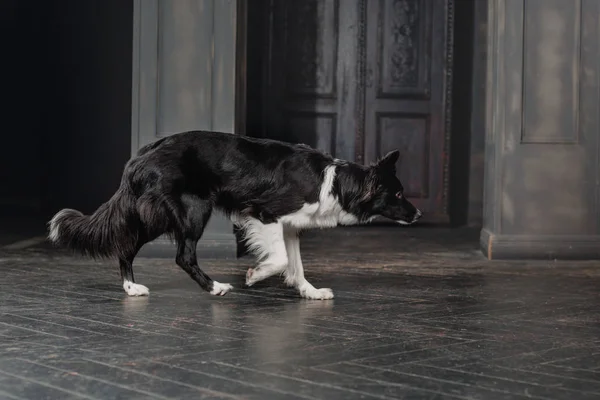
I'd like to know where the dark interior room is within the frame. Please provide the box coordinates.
[0,0,133,245]
[1,1,599,399]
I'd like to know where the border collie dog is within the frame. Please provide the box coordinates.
[48,131,422,300]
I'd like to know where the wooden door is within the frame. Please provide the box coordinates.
[261,0,453,220]
[363,0,451,220]
[262,0,361,161]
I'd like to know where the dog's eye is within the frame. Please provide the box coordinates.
[396,192,403,199]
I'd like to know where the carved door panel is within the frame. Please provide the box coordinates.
[363,0,451,220]
[263,0,360,161]
[262,0,452,220]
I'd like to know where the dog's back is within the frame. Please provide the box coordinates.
[128,131,334,223]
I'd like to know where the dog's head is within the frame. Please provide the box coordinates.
[362,150,423,226]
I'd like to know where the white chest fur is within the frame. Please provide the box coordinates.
[279,164,359,229]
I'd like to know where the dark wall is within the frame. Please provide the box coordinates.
[46,0,133,215]
[0,0,133,218]
[244,0,267,137]
[467,0,487,227]
[449,0,477,227]
[0,0,52,213]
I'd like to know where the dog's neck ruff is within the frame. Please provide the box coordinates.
[279,164,359,230]
[229,163,360,231]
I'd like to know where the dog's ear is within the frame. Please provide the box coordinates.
[376,150,400,171]
[360,169,380,202]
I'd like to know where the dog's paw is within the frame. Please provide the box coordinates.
[301,287,334,300]
[123,281,149,296]
[245,268,255,286]
[210,281,233,296]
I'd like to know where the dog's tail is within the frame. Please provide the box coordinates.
[47,187,139,259]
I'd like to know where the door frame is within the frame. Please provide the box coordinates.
[234,0,462,225]
[235,0,248,136]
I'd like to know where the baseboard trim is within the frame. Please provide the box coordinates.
[480,229,600,260]
[137,232,237,259]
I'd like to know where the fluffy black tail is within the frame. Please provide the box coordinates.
[47,187,139,259]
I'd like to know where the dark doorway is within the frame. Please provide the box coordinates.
[0,0,133,245]
[244,0,470,224]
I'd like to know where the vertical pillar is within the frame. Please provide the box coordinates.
[131,0,238,258]
[481,0,600,259]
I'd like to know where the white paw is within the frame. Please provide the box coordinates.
[245,268,255,286]
[210,281,233,296]
[301,287,334,300]
[123,281,149,296]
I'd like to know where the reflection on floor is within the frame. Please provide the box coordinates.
[1,226,599,399]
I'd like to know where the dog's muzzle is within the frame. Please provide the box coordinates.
[413,209,423,222]
[397,209,423,226]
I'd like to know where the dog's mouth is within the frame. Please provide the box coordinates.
[396,209,423,226]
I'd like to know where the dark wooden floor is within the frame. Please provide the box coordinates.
[1,226,600,399]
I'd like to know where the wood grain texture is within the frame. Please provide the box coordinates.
[2,227,600,399]
[482,0,600,246]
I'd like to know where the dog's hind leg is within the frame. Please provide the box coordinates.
[175,197,233,296]
[240,218,288,287]
[283,230,333,300]
[120,236,150,296]
[120,255,149,296]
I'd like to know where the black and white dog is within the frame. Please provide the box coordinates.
[48,131,422,300]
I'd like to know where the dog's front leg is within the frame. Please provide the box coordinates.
[283,230,334,300]
[243,220,288,286]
